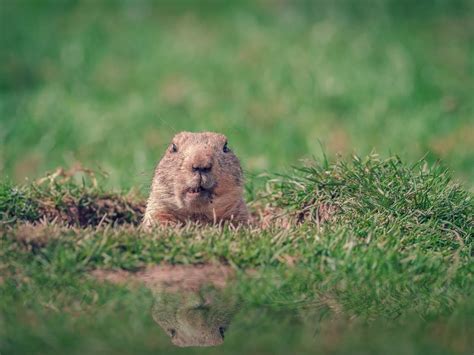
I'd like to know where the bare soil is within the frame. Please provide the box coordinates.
[91,264,235,292]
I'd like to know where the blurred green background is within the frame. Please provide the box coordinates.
[1,0,473,190]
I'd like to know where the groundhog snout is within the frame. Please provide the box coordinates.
[187,151,214,174]
[192,162,213,173]
[184,150,217,189]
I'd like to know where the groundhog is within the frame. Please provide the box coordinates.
[143,132,249,227]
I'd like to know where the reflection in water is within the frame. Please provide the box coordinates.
[92,264,238,348]
[90,266,472,353]
[137,264,237,348]
[150,287,237,347]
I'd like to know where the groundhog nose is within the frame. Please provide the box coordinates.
[192,162,213,173]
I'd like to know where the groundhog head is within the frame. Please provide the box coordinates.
[143,131,248,226]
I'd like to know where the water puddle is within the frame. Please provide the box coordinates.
[92,264,235,347]
[89,265,471,353]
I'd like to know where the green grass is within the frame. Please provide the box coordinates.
[1,0,473,188]
[1,1,473,353]
[267,154,472,242]
[1,154,473,353]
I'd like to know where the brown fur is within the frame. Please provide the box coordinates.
[143,132,249,227]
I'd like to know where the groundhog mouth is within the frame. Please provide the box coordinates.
[187,186,205,194]
[185,186,213,199]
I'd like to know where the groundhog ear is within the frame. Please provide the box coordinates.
[170,143,178,153]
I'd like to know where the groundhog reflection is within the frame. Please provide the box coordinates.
[151,289,236,347]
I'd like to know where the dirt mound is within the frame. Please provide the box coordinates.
[37,194,145,226]
[1,167,146,226]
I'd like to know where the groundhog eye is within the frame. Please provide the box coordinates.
[170,143,178,153]
[223,142,230,153]
[219,326,226,338]
[168,328,177,338]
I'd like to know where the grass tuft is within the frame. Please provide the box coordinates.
[267,154,473,245]
[0,172,145,227]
